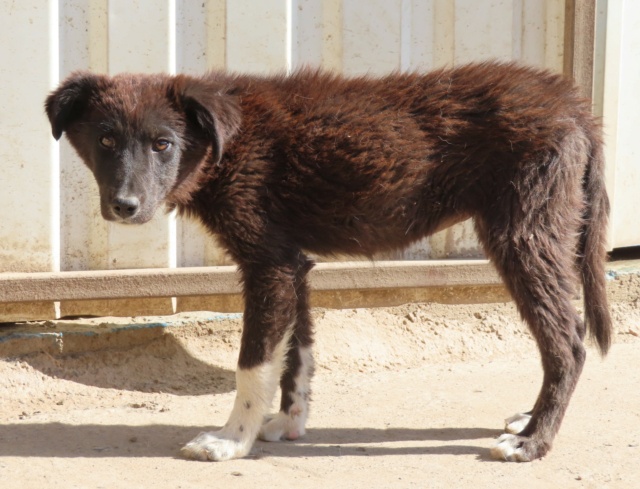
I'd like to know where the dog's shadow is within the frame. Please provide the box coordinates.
[3,324,501,461]
[0,422,502,460]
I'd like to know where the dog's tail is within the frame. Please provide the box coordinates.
[578,131,612,356]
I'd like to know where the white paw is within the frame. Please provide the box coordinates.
[181,430,253,461]
[490,433,530,462]
[504,412,532,434]
[259,410,306,442]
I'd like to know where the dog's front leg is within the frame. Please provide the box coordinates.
[182,261,299,461]
[181,342,290,461]
[260,256,314,442]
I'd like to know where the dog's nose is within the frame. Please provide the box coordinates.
[111,196,140,219]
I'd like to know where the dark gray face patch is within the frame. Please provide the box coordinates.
[92,120,184,224]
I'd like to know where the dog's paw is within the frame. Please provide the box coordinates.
[490,433,549,462]
[259,411,306,442]
[504,412,532,434]
[181,431,253,461]
[491,434,531,462]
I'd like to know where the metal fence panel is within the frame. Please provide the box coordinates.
[5,0,617,320]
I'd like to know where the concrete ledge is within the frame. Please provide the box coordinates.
[0,260,501,304]
[0,312,243,358]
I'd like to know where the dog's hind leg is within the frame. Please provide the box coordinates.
[260,257,315,442]
[182,257,305,461]
[475,150,588,462]
[482,221,585,461]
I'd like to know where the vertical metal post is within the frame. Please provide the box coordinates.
[564,0,597,99]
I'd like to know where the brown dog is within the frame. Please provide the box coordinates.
[45,61,611,462]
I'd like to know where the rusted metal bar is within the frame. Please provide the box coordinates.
[0,260,501,303]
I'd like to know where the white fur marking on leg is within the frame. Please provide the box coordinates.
[182,328,292,461]
[260,346,314,442]
[490,433,531,462]
[505,412,532,434]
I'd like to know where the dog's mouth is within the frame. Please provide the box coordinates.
[101,208,156,225]
[110,214,155,225]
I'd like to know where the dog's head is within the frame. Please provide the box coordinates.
[45,72,241,224]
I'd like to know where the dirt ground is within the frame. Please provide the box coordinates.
[1,273,639,489]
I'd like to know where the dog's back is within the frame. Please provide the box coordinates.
[199,63,600,258]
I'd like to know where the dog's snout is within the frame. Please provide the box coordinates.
[111,196,140,219]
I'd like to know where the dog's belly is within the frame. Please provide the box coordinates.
[286,202,470,257]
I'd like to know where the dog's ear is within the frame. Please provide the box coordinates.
[172,76,242,164]
[45,72,102,140]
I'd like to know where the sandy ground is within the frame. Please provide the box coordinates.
[1,274,639,489]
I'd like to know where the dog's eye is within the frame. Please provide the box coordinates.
[152,139,171,152]
[99,135,116,149]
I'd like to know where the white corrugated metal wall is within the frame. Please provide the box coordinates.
[0,0,637,319]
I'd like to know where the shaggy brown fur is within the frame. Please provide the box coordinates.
[45,61,611,462]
